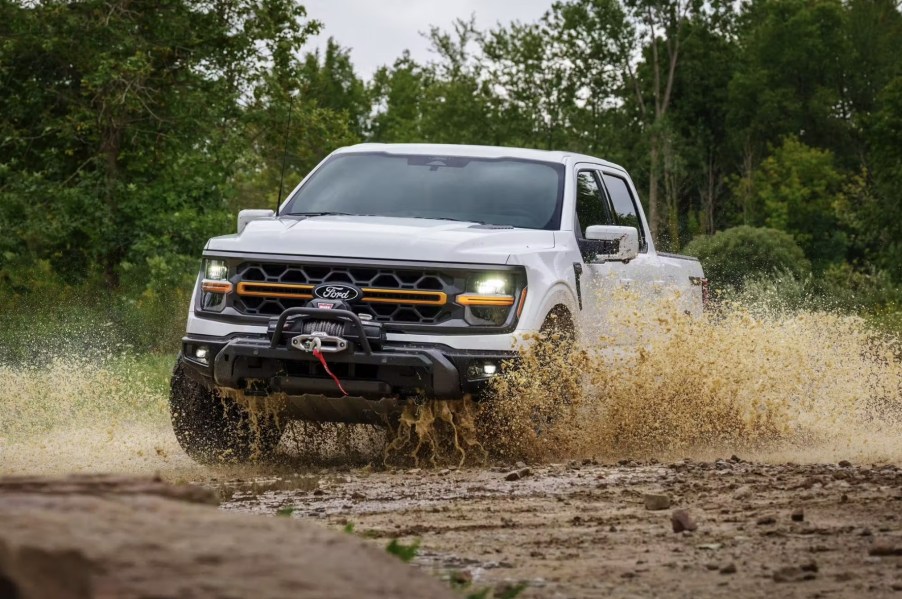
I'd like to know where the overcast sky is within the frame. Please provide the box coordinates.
[302,0,552,79]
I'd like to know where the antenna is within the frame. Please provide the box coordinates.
[275,93,295,216]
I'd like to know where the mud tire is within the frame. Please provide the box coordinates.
[170,358,283,464]
[530,308,578,435]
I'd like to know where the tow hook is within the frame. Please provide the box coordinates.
[290,332,348,353]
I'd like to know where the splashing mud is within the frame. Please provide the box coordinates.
[383,398,486,467]
[2,292,899,476]
[0,354,201,476]
[480,292,901,464]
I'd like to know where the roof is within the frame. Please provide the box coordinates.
[334,143,624,171]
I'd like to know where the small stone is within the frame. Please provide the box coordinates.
[800,560,818,573]
[312,489,325,496]
[449,570,472,586]
[730,454,742,463]
[504,467,531,481]
[609,525,617,532]
[671,509,697,533]
[756,515,776,525]
[869,541,902,556]
[891,582,902,591]
[719,563,737,575]
[733,485,753,500]
[791,508,805,522]
[643,493,671,511]
[773,566,817,583]
[838,460,852,468]
[705,563,719,571]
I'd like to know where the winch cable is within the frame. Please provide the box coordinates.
[301,319,350,396]
[313,346,348,396]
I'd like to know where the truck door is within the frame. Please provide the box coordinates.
[573,165,662,345]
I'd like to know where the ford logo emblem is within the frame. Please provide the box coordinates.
[313,283,361,302]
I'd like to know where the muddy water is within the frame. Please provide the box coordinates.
[1,299,900,596]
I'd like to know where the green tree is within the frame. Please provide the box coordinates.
[744,137,847,268]
[0,0,321,291]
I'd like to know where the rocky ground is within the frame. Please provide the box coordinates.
[216,458,902,598]
[0,474,459,599]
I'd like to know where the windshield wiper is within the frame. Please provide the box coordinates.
[406,216,488,225]
[289,211,357,217]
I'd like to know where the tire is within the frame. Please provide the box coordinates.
[530,308,577,435]
[540,307,576,345]
[169,358,283,464]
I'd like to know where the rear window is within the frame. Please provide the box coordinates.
[284,153,565,230]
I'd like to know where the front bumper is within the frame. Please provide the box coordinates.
[180,307,518,413]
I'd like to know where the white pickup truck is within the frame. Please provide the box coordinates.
[171,143,706,462]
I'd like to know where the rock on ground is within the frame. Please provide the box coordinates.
[0,474,457,599]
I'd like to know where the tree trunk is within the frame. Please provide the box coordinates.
[648,135,661,240]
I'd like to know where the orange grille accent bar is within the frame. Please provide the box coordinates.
[236,282,314,299]
[201,280,233,294]
[457,294,515,307]
[361,288,447,306]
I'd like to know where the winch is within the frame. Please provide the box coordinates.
[265,298,385,354]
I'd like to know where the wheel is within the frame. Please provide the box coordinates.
[530,308,578,434]
[540,307,576,345]
[169,358,283,463]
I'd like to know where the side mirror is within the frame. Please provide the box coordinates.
[237,209,275,234]
[584,225,639,262]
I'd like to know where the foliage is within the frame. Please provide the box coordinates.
[743,137,848,268]
[1,0,901,348]
[385,538,420,563]
[683,226,810,293]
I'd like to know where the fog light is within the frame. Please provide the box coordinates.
[195,346,209,364]
[467,359,500,381]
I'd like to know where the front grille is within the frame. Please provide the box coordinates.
[231,262,460,324]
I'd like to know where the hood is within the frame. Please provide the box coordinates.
[206,215,555,264]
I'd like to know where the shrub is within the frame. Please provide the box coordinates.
[683,226,811,293]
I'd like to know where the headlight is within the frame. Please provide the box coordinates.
[205,259,228,281]
[474,276,509,295]
[200,259,231,312]
[459,273,516,326]
[466,274,512,297]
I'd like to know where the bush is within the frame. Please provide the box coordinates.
[683,226,811,293]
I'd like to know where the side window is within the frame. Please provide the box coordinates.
[602,174,647,251]
[575,170,613,237]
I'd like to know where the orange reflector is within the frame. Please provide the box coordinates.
[457,294,515,307]
[201,280,233,294]
[516,287,528,318]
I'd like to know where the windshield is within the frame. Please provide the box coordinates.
[284,152,565,230]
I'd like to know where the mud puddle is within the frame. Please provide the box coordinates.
[214,459,902,598]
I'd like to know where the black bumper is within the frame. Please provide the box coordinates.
[180,334,517,402]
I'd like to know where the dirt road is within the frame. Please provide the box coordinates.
[214,458,902,598]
